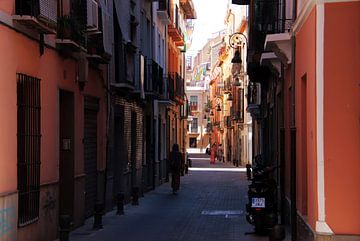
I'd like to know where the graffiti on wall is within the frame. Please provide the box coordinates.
[0,206,16,241]
[42,191,56,221]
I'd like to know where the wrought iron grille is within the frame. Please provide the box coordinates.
[17,73,41,226]
[250,0,293,52]
[167,73,175,100]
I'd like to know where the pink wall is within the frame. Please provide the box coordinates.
[295,8,318,229]
[324,1,360,234]
[0,1,14,14]
[0,23,107,188]
[0,25,18,193]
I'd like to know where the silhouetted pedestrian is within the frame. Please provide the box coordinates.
[169,144,183,194]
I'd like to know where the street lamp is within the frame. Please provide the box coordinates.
[230,33,248,87]
[227,92,233,101]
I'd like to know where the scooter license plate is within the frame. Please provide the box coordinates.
[251,198,265,208]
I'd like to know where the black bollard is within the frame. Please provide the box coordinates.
[93,202,104,229]
[116,192,125,215]
[246,163,252,180]
[59,215,71,241]
[269,225,286,241]
[131,187,139,205]
[185,164,188,174]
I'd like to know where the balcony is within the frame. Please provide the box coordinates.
[249,0,293,54]
[225,116,233,129]
[168,72,184,104]
[179,0,197,19]
[56,14,86,52]
[168,5,184,46]
[167,73,175,101]
[264,32,292,65]
[13,0,57,34]
[86,9,112,64]
[157,0,171,24]
[175,73,185,104]
[230,87,244,123]
[190,103,198,112]
[145,59,164,97]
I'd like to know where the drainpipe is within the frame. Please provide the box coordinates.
[290,1,297,239]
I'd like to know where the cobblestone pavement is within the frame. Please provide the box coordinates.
[62,154,278,241]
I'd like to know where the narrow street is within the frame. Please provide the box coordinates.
[62,153,270,241]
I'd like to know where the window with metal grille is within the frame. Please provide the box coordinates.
[17,73,41,226]
[191,118,198,133]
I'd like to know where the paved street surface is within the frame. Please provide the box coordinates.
[63,153,275,241]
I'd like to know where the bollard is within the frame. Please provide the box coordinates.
[59,214,71,241]
[131,187,139,205]
[246,163,252,180]
[93,202,104,229]
[116,192,125,215]
[269,225,286,241]
[188,158,192,167]
[185,164,188,174]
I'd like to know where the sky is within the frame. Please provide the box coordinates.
[187,0,229,55]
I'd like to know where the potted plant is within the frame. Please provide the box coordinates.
[57,15,84,43]
[57,15,72,39]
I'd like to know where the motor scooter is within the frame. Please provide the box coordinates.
[246,164,278,234]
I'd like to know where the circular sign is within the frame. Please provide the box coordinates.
[229,32,248,49]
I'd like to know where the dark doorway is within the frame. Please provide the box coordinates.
[189,137,197,148]
[131,111,137,188]
[84,96,99,217]
[145,115,154,190]
[59,90,75,219]
[113,106,125,197]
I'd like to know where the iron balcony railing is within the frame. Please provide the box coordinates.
[167,73,175,101]
[145,59,164,95]
[158,0,171,18]
[175,73,184,99]
[168,72,184,101]
[249,0,293,52]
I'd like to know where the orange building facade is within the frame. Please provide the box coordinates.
[247,0,360,239]
[294,1,360,238]
[0,1,109,240]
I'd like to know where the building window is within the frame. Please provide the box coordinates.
[186,56,192,70]
[191,118,198,133]
[190,96,198,111]
[17,73,41,226]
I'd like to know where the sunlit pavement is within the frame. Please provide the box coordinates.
[61,153,282,241]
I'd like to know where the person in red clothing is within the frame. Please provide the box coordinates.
[210,142,217,164]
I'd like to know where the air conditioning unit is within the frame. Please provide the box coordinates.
[87,0,99,31]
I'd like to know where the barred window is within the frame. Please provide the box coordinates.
[17,73,41,226]
[191,118,198,133]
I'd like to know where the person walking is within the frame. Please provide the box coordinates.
[210,142,217,164]
[169,144,183,194]
[217,144,224,163]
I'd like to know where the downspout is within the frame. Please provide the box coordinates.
[290,0,297,238]
[151,1,156,190]
[315,3,333,235]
